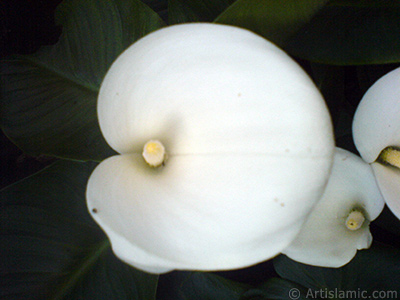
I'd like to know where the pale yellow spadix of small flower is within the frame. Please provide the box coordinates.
[353,67,400,220]
[86,23,335,274]
[346,210,365,231]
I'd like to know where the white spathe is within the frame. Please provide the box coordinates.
[282,148,384,267]
[86,23,335,274]
[353,67,400,219]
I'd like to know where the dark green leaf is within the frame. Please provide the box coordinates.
[285,1,400,65]
[215,0,400,65]
[240,278,309,300]
[0,160,158,300]
[168,0,235,24]
[274,243,400,296]
[215,0,329,46]
[158,271,249,300]
[141,0,168,22]
[1,0,165,161]
[274,257,341,290]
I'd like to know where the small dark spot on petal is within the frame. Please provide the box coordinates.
[92,208,98,213]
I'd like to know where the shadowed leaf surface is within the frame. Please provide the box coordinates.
[158,271,249,300]
[215,0,329,46]
[168,0,235,24]
[216,0,400,65]
[0,160,158,300]
[1,0,165,161]
[273,243,400,298]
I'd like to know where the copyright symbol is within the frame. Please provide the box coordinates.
[289,288,300,300]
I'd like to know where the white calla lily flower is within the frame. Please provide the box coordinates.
[282,148,384,267]
[353,67,400,219]
[86,23,335,274]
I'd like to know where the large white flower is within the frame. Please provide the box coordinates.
[86,23,334,274]
[353,67,400,219]
[282,148,384,267]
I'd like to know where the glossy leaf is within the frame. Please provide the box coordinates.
[0,0,165,161]
[158,271,249,300]
[273,243,400,297]
[141,0,168,22]
[168,0,235,24]
[240,278,308,300]
[215,0,329,46]
[285,1,400,65]
[0,160,158,300]
[216,0,400,65]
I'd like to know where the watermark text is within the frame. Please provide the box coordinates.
[288,288,398,299]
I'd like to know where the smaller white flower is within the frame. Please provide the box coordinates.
[282,148,384,267]
[353,67,400,219]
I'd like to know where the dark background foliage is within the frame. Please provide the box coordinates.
[2,1,400,299]
[1,0,62,188]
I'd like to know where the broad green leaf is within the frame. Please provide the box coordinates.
[285,1,400,65]
[216,0,400,65]
[215,0,329,46]
[141,0,168,22]
[168,0,235,24]
[273,243,400,297]
[0,160,158,300]
[1,0,165,161]
[158,271,249,300]
[240,278,309,300]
